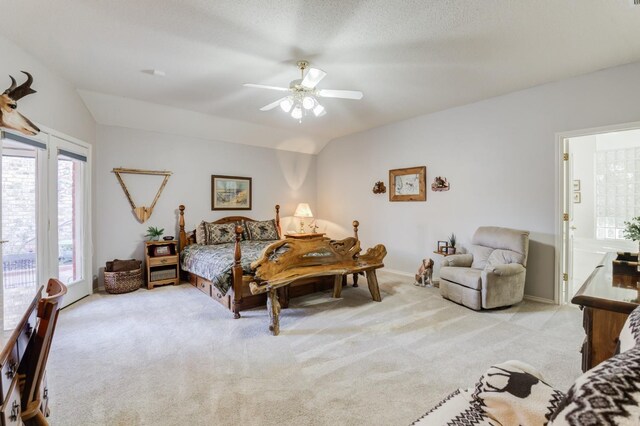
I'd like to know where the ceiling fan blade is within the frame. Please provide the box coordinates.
[243,83,290,92]
[301,68,327,89]
[317,89,363,100]
[260,97,287,111]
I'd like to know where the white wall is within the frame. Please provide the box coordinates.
[317,61,640,301]
[94,125,317,281]
[0,35,95,143]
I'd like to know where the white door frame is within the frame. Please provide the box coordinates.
[555,120,640,304]
[44,127,92,307]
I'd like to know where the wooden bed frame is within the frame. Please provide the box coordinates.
[178,204,359,318]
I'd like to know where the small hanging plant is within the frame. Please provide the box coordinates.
[623,217,640,241]
[145,226,164,241]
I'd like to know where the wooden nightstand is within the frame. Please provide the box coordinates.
[284,232,326,240]
[144,240,179,289]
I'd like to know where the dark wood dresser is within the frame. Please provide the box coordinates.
[0,286,42,425]
[572,252,639,372]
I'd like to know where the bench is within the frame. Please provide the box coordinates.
[249,237,387,335]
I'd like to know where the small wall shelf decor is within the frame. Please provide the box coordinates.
[372,181,386,194]
[389,166,426,202]
[431,176,450,191]
[112,168,172,223]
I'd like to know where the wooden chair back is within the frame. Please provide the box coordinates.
[20,279,67,423]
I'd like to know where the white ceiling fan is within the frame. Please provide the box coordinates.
[243,61,363,121]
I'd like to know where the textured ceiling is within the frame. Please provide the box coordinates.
[2,0,640,149]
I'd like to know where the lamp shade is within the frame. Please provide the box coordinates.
[294,203,313,218]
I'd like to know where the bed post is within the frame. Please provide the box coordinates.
[275,204,281,238]
[179,205,186,252]
[352,220,360,287]
[232,225,243,319]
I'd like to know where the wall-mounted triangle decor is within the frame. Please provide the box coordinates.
[112,168,172,223]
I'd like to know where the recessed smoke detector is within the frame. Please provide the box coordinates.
[141,69,166,77]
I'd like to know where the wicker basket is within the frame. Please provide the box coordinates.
[104,267,143,294]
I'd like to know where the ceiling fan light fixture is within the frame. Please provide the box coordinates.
[280,97,293,112]
[302,96,315,110]
[246,61,363,121]
[291,105,303,120]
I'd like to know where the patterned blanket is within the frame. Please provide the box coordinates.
[181,240,278,294]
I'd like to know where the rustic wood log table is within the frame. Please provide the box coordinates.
[249,237,387,335]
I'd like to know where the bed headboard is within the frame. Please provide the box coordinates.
[178,204,281,251]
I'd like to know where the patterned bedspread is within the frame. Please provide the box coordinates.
[181,240,278,294]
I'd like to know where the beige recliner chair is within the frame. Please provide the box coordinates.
[439,226,530,310]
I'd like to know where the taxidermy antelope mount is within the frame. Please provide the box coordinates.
[0,72,40,136]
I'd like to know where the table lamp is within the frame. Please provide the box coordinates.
[294,203,313,233]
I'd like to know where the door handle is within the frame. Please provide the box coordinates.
[0,240,8,244]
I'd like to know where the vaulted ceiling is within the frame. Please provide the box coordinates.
[2,0,640,152]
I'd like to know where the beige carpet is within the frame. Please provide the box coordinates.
[47,271,583,425]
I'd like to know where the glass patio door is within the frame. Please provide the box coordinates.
[0,131,46,329]
[50,135,90,307]
[0,130,91,320]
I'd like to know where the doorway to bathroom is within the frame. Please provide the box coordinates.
[561,126,640,303]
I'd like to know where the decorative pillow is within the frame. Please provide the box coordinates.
[472,360,565,426]
[246,219,279,241]
[204,222,237,245]
[235,220,249,241]
[412,388,497,425]
[549,347,640,425]
[195,221,207,245]
[619,306,640,354]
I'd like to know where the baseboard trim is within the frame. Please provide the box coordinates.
[523,294,556,305]
[380,268,414,278]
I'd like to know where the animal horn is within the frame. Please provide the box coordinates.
[8,71,36,100]
[3,76,17,95]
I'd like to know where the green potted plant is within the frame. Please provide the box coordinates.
[448,233,456,254]
[145,226,164,241]
[623,217,640,253]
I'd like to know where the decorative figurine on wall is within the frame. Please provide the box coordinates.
[431,176,450,192]
[414,258,434,287]
[0,71,40,136]
[372,181,387,194]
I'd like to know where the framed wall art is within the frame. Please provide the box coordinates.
[389,166,426,202]
[211,175,252,210]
